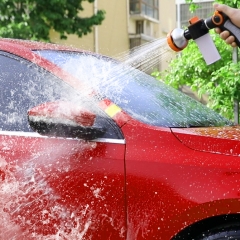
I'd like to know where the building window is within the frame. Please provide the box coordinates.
[136,21,144,34]
[130,0,159,20]
[179,1,214,28]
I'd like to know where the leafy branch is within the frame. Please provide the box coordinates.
[0,0,105,41]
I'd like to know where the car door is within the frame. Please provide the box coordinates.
[0,52,126,240]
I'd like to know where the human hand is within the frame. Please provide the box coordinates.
[213,3,240,47]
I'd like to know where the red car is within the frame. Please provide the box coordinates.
[0,38,240,240]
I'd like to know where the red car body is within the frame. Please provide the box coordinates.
[0,38,240,239]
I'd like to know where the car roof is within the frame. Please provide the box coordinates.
[0,38,87,52]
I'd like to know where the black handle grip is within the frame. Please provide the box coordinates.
[220,19,240,47]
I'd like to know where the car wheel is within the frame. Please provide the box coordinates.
[196,224,240,240]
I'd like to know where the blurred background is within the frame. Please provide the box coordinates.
[50,0,214,71]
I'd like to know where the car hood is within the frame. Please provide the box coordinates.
[171,126,240,156]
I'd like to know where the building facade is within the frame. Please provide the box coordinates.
[50,0,130,57]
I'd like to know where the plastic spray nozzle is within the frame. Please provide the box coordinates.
[167,11,240,65]
[167,28,188,52]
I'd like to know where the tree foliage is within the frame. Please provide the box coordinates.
[153,0,240,120]
[0,0,105,41]
[186,0,240,8]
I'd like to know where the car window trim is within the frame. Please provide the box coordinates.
[0,130,125,144]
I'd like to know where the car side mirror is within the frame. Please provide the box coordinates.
[28,101,106,140]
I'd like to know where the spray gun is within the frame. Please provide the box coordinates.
[167,11,240,65]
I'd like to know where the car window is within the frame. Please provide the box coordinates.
[0,52,123,139]
[35,50,233,128]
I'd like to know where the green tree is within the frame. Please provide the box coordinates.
[186,0,240,8]
[0,0,105,41]
[153,0,240,120]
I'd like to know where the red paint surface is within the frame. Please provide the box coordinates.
[0,135,126,239]
[122,120,240,239]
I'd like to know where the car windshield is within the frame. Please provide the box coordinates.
[34,50,233,128]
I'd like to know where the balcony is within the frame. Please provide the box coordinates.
[130,0,159,22]
[129,33,156,49]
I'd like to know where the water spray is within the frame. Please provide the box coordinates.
[167,11,240,65]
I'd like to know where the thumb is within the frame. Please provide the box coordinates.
[213,3,235,16]
[213,3,240,28]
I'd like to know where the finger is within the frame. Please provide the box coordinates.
[215,27,221,34]
[225,35,235,44]
[220,30,230,40]
[231,42,237,48]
